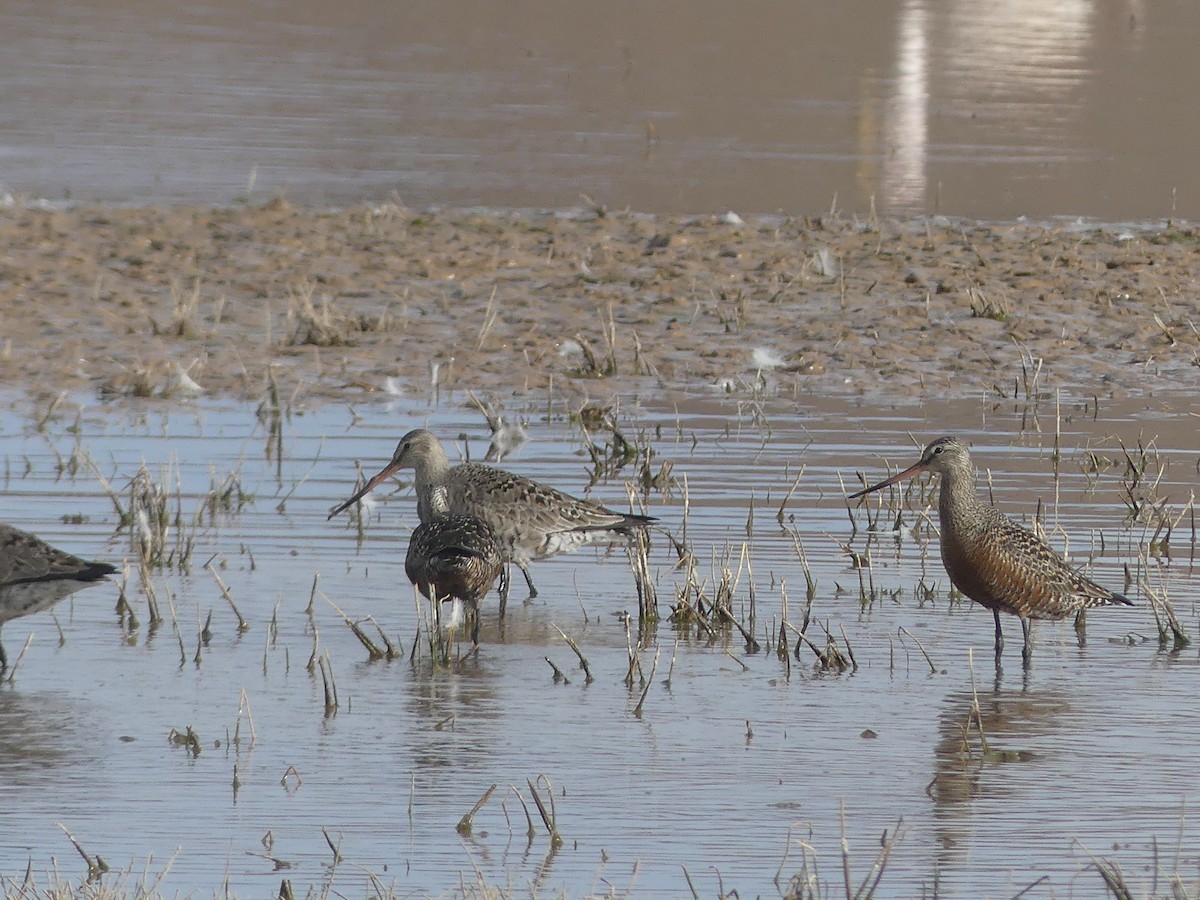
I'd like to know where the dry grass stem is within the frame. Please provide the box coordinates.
[553,625,594,683]
[55,822,110,883]
[321,592,389,660]
[318,652,338,716]
[206,561,250,632]
[897,626,938,675]
[526,775,564,849]
[633,645,662,717]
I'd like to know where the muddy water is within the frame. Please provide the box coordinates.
[0,389,1198,896]
[3,0,1199,220]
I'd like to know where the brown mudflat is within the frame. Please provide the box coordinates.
[1,201,1194,407]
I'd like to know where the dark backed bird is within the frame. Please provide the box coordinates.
[329,428,655,605]
[848,436,1132,664]
[405,513,504,644]
[0,524,118,671]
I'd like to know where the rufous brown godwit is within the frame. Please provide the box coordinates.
[0,524,118,671]
[848,436,1132,664]
[405,513,504,644]
[328,428,656,605]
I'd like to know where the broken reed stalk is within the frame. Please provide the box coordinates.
[509,785,538,840]
[633,645,661,717]
[527,775,564,849]
[1090,857,1135,900]
[777,465,808,526]
[966,649,991,756]
[545,656,570,684]
[623,615,642,688]
[851,816,906,899]
[306,572,319,616]
[456,784,498,835]
[553,625,594,683]
[839,802,853,898]
[716,604,761,653]
[318,652,338,716]
[321,828,343,866]
[777,587,793,678]
[4,635,34,682]
[115,567,138,630]
[206,561,249,632]
[138,561,163,626]
[838,624,859,671]
[56,822,110,882]
[235,688,258,750]
[370,621,400,659]
[897,626,937,675]
[307,623,320,673]
[83,452,128,522]
[665,637,679,688]
[723,648,750,672]
[1140,576,1190,649]
[268,596,281,646]
[786,622,850,673]
[785,529,819,603]
[320,591,388,660]
[742,541,758,639]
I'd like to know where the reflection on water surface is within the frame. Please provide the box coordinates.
[1,0,1196,219]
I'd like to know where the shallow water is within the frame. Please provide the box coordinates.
[3,0,1200,220]
[1,388,1198,897]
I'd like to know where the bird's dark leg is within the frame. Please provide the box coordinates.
[993,609,1004,658]
[469,601,480,645]
[498,566,510,618]
[1073,608,1087,647]
[518,562,538,599]
[1021,618,1033,668]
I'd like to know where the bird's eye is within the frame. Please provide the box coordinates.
[933,446,943,454]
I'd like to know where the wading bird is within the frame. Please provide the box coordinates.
[848,436,1132,665]
[329,429,655,606]
[0,524,118,671]
[405,513,504,645]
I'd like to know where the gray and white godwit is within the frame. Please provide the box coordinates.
[0,524,118,671]
[328,428,656,604]
[405,513,505,644]
[848,436,1132,664]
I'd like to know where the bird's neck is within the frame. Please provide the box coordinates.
[412,445,452,493]
[937,464,979,525]
[419,484,452,521]
[413,445,454,522]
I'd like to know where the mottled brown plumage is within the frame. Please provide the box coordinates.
[405,514,504,644]
[0,524,118,670]
[849,436,1132,663]
[329,428,656,603]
